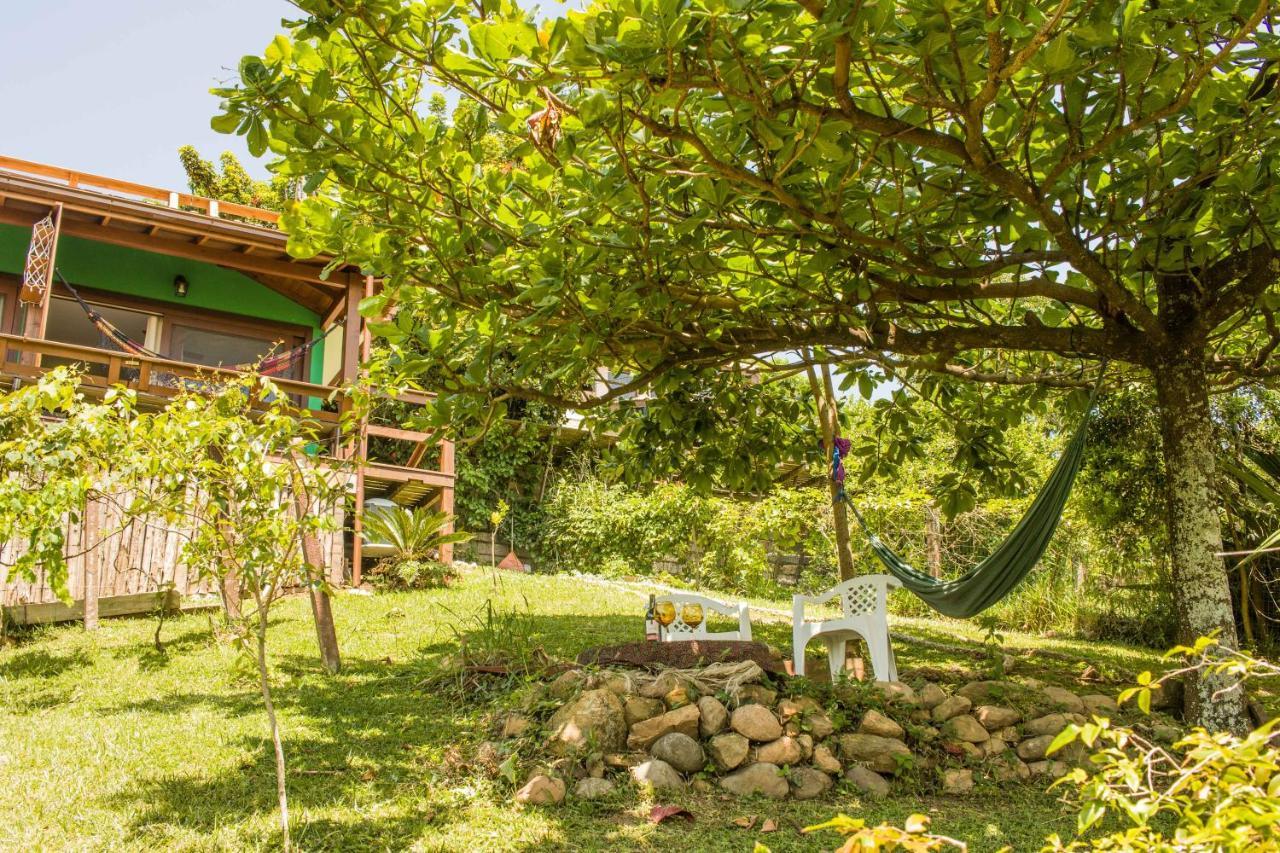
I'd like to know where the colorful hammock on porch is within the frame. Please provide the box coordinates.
[56,270,337,379]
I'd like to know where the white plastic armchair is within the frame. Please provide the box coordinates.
[792,575,900,681]
[655,593,752,642]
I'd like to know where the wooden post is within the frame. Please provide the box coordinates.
[82,497,100,631]
[20,204,62,367]
[440,438,456,566]
[291,454,341,675]
[345,276,374,587]
[925,506,943,579]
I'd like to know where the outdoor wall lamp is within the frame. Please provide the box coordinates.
[173,274,190,298]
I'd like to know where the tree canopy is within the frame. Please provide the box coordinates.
[213,0,1280,730]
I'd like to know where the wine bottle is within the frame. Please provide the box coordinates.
[645,594,659,641]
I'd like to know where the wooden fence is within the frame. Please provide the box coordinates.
[1,492,346,611]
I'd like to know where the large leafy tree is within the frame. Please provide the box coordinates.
[215,0,1280,731]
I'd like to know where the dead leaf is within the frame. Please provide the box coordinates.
[649,805,694,824]
[359,769,376,782]
[760,819,778,833]
[732,816,756,829]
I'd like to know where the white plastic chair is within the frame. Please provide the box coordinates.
[655,593,752,642]
[792,575,900,681]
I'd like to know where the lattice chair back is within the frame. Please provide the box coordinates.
[654,593,752,642]
[836,575,894,618]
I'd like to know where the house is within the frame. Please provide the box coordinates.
[0,155,455,622]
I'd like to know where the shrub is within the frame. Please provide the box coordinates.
[361,505,469,562]
[369,558,453,591]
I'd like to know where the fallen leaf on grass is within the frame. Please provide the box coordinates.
[732,816,756,829]
[760,819,778,833]
[649,805,694,824]
[359,769,377,782]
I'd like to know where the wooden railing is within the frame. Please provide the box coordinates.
[0,155,281,227]
[0,333,339,422]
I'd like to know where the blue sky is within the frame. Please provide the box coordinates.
[0,0,295,189]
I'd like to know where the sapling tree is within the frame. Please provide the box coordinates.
[137,376,351,851]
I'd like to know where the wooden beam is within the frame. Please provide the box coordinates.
[0,205,340,288]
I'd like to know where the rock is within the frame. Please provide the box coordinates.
[1150,679,1184,713]
[837,733,913,775]
[573,777,614,800]
[1002,654,1018,674]
[515,775,565,805]
[594,672,632,695]
[1017,734,1057,761]
[947,740,982,760]
[603,752,644,768]
[875,681,918,704]
[626,703,701,751]
[990,757,1032,782]
[1151,723,1181,743]
[778,696,823,718]
[547,689,627,755]
[941,768,974,795]
[638,670,697,700]
[1082,694,1119,716]
[664,684,695,709]
[844,765,891,798]
[812,744,842,774]
[624,695,666,727]
[942,712,988,742]
[650,732,706,774]
[932,695,973,723]
[789,767,833,800]
[796,733,814,760]
[547,670,584,700]
[1041,686,1086,714]
[918,683,948,709]
[1024,713,1071,738]
[720,762,788,799]
[982,737,1008,757]
[697,696,729,737]
[501,714,532,738]
[707,732,751,770]
[996,726,1021,742]
[956,680,1012,705]
[731,704,783,742]
[1028,759,1070,779]
[691,777,714,793]
[630,759,686,791]
[736,684,778,707]
[755,736,804,766]
[974,705,1021,730]
[805,712,836,740]
[859,709,905,739]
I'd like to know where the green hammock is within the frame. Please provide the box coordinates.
[839,400,1095,619]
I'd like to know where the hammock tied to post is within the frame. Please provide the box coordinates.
[55,270,336,379]
[831,375,1104,619]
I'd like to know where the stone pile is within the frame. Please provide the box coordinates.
[501,666,1154,806]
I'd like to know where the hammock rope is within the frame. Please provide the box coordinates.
[54,269,337,378]
[832,374,1105,619]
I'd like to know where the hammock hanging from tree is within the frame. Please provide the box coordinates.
[56,270,336,379]
[832,380,1102,619]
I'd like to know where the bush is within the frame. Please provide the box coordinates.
[369,559,453,591]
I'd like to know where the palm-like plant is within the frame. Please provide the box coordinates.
[360,505,469,563]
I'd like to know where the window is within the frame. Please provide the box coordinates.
[170,324,304,379]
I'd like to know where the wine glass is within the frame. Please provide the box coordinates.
[654,600,677,632]
[681,603,704,632]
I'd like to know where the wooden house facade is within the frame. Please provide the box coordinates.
[0,156,454,620]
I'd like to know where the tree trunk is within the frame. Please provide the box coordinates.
[806,361,857,580]
[254,592,291,852]
[1154,358,1249,734]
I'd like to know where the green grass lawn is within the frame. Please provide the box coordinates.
[0,569,1173,851]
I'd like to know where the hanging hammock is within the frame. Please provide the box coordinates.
[55,270,337,379]
[832,381,1101,619]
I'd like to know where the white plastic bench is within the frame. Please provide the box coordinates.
[654,592,752,642]
[792,574,899,681]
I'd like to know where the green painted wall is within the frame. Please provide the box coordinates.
[0,224,325,384]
